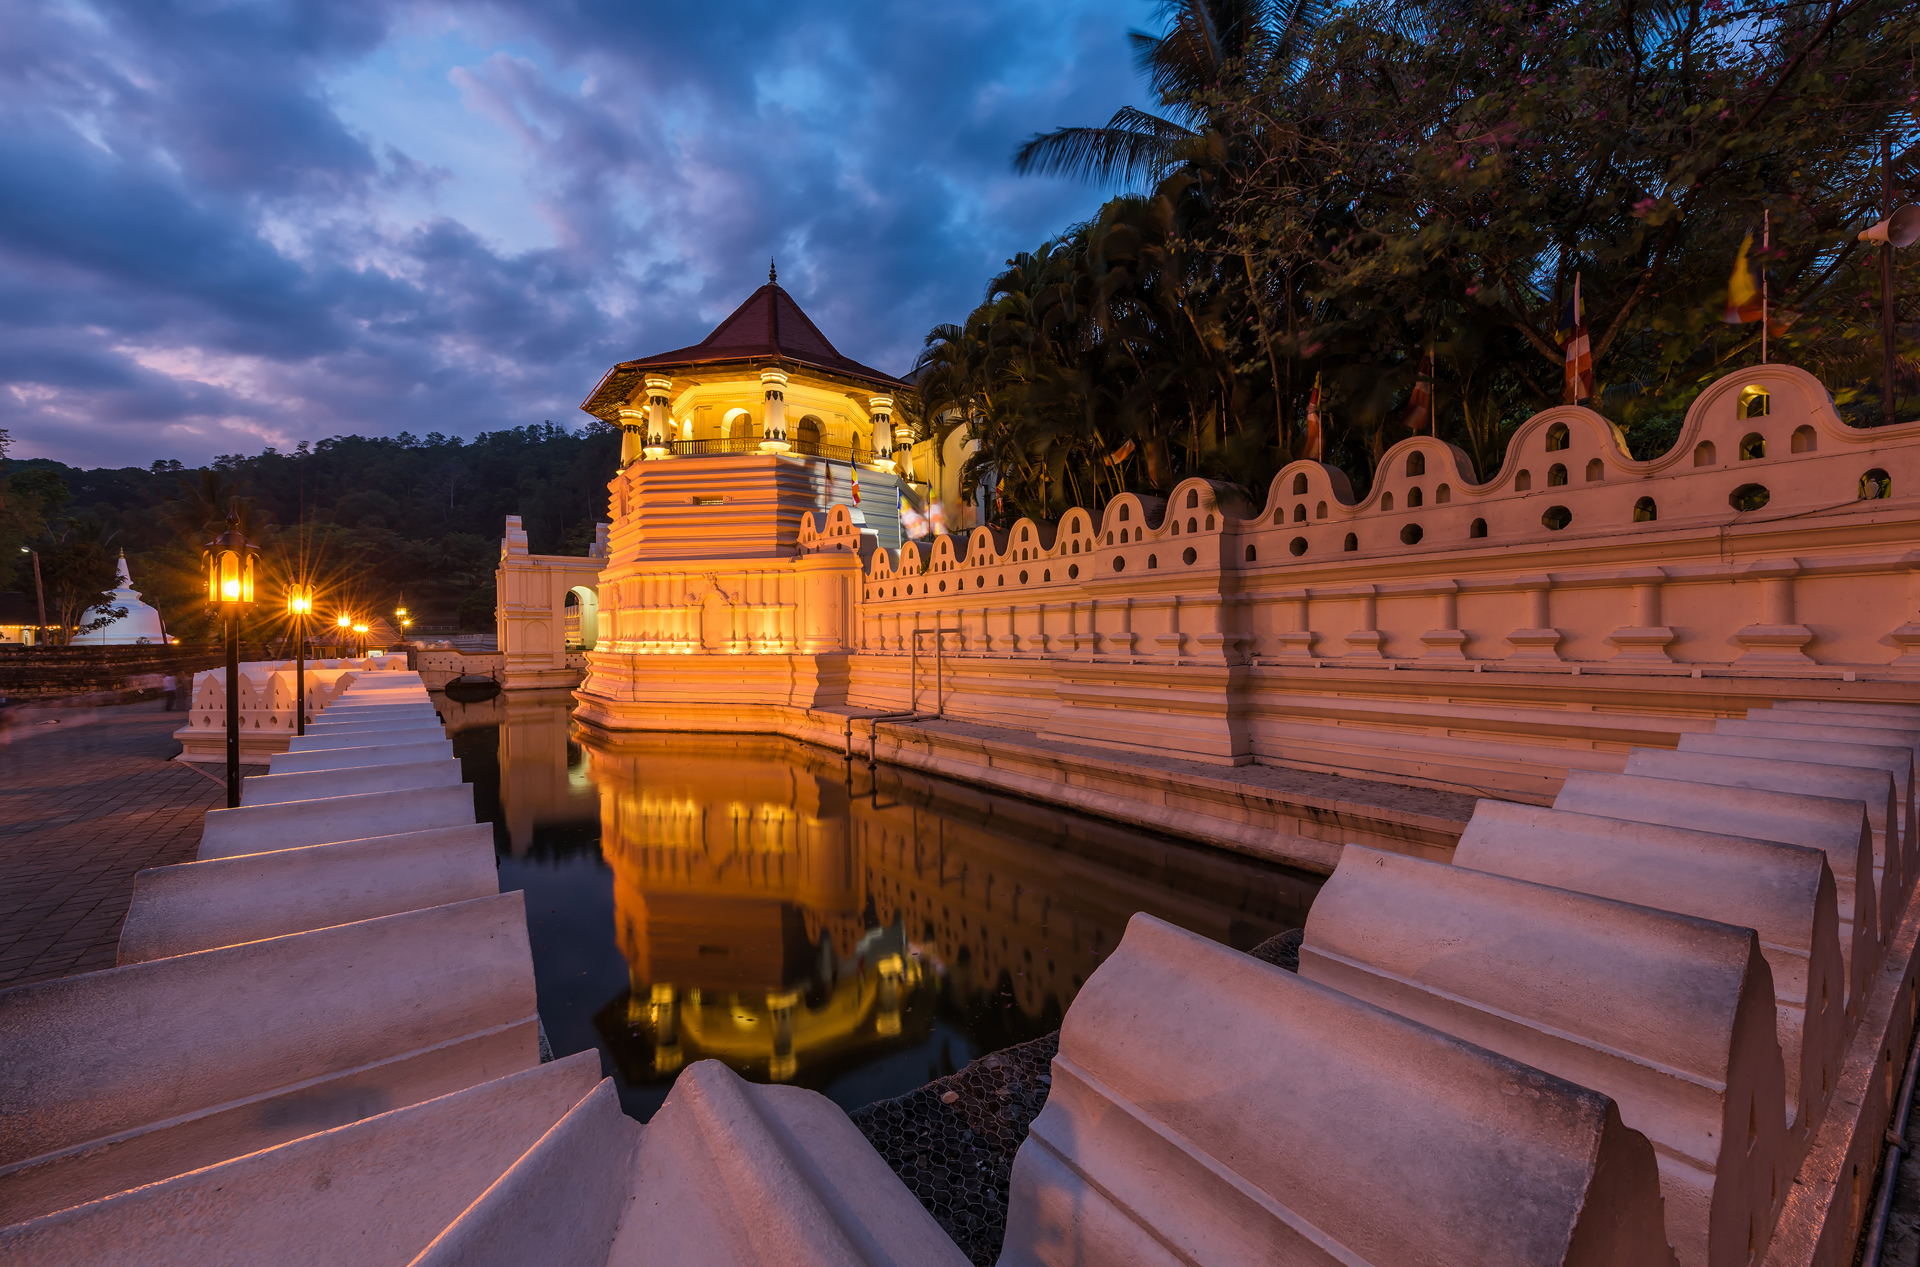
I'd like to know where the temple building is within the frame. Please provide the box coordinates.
[72,551,167,645]
[579,266,973,548]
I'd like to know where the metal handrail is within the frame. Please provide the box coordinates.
[864,625,961,767]
[664,437,873,463]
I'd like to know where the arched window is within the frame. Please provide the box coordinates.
[1546,423,1570,451]
[1343,532,1358,552]
[1244,545,1257,562]
[796,415,823,449]
[1186,489,1200,509]
[1120,504,1131,522]
[1406,452,1426,477]
[1634,497,1658,522]
[1292,472,1309,495]
[1738,385,1771,419]
[1315,501,1327,518]
[1860,468,1892,500]
[1171,521,1180,535]
[1585,458,1604,482]
[1271,509,1284,526]
[1147,555,1158,569]
[1204,514,1214,530]
[1516,470,1533,492]
[1548,463,1568,487]
[1021,527,1030,541]
[1469,518,1487,538]
[1106,531,1114,544]
[1791,426,1816,453]
[1293,504,1307,523]
[1435,484,1451,504]
[1407,487,1424,508]
[1381,491,1395,512]
[1739,432,1766,461]
[1694,441,1716,466]
[1071,540,1079,554]
[1187,517,1198,533]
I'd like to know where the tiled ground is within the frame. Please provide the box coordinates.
[0,700,262,987]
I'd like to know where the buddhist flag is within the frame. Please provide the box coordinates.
[1724,233,1763,324]
[1562,273,1593,404]
[1403,347,1434,434]
[1105,437,1136,465]
[1304,373,1324,460]
[851,466,861,505]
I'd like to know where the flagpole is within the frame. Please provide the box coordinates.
[1761,210,1769,366]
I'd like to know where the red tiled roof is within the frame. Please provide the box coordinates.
[580,276,907,419]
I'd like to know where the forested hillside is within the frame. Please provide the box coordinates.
[0,421,622,642]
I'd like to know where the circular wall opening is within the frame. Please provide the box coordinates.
[1541,505,1572,530]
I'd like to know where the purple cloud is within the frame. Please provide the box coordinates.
[0,0,1149,467]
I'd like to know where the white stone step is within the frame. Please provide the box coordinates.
[305,716,440,736]
[269,740,455,775]
[609,1060,970,1266]
[1000,913,1678,1267]
[1453,799,1844,1168]
[199,784,475,859]
[1624,747,1905,917]
[1770,700,1920,723]
[1303,847,1786,1267]
[311,703,438,720]
[287,727,448,753]
[240,759,464,807]
[0,1052,602,1267]
[0,892,539,1222]
[119,823,498,963]
[1555,770,1879,1013]
[1680,731,1915,880]
[410,1078,641,1267]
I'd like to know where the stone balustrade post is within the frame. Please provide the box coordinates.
[1506,576,1563,662]
[1607,567,1676,663]
[1344,585,1384,658]
[1735,559,1815,665]
[1419,581,1468,661]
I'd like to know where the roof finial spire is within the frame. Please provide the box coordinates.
[769,258,777,284]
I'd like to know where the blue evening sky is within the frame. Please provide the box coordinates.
[0,0,1154,467]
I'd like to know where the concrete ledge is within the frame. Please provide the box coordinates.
[268,740,455,775]
[413,1078,642,1267]
[302,718,441,739]
[0,1052,602,1267]
[0,892,539,1221]
[287,726,447,753]
[1000,913,1678,1267]
[1454,799,1845,1165]
[1763,881,1920,1267]
[238,759,463,807]
[572,697,1471,873]
[606,1060,970,1266]
[1623,749,1904,931]
[198,783,475,859]
[118,823,498,962]
[1556,771,1879,1014]
[1302,846,1785,1267]
[1680,732,1915,878]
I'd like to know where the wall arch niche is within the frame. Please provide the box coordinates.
[564,586,600,651]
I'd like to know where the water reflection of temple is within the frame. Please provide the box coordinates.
[589,739,930,1086]
[558,728,1319,1091]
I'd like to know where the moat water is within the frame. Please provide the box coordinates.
[437,689,1322,1121]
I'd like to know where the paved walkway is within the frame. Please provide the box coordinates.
[0,700,261,988]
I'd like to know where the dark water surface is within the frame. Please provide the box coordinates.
[439,689,1322,1121]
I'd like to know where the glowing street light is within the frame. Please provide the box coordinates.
[353,621,370,657]
[203,515,259,808]
[286,583,315,736]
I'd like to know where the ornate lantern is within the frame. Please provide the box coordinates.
[203,517,258,606]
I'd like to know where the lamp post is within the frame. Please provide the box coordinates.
[354,622,369,657]
[336,611,352,658]
[203,516,258,808]
[286,583,314,736]
[18,548,46,646]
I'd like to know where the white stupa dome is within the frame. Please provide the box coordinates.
[74,551,169,645]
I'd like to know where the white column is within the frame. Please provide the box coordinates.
[616,405,645,467]
[870,395,894,468]
[760,369,790,453]
[643,377,673,458]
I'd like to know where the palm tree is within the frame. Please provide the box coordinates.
[1011,0,1325,186]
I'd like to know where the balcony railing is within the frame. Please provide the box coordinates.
[664,437,874,464]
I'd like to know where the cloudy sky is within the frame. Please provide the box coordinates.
[1,0,1152,469]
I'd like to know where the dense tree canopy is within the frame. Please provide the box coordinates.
[0,423,620,643]
[944,0,1918,521]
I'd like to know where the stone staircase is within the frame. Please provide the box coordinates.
[1,680,1916,1265]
